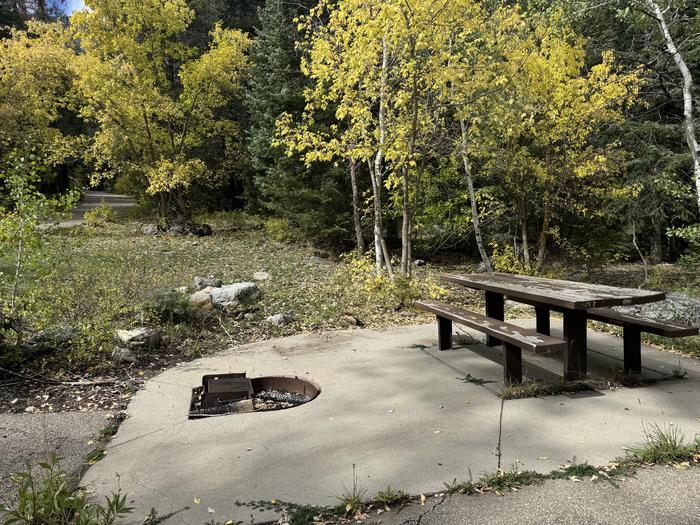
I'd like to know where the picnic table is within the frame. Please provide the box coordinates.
[440,273,666,380]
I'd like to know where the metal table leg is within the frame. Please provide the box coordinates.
[563,308,587,380]
[485,291,504,347]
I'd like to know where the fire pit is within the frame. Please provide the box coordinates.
[189,373,320,419]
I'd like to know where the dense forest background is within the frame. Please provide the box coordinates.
[1,0,699,273]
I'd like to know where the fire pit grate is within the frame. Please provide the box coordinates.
[189,373,320,419]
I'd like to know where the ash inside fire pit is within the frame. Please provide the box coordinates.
[189,373,320,419]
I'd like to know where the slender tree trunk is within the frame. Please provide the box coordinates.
[521,215,531,266]
[535,202,550,272]
[401,166,411,276]
[646,0,700,214]
[651,214,663,263]
[367,33,394,279]
[349,159,365,257]
[367,161,382,273]
[459,120,493,272]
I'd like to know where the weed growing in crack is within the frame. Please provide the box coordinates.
[628,422,698,464]
[671,360,687,379]
[458,374,494,386]
[374,486,410,507]
[336,464,367,515]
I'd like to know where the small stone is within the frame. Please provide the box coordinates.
[341,314,364,327]
[265,313,293,326]
[253,271,270,281]
[111,347,137,364]
[140,223,159,235]
[413,259,426,266]
[193,275,223,290]
[115,327,161,350]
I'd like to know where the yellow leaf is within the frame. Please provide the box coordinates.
[420,494,426,506]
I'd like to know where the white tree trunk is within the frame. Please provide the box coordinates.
[647,0,700,214]
[370,33,394,278]
[460,120,493,272]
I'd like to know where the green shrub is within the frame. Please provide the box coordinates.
[0,454,132,525]
[144,290,199,325]
[264,217,298,243]
[84,201,118,227]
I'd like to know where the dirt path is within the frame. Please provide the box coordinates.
[46,190,136,228]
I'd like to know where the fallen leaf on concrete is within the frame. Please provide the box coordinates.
[673,462,690,470]
[420,494,426,506]
[590,475,598,481]
[537,457,549,460]
[569,476,581,482]
[193,497,201,505]
[207,507,215,514]
[433,430,441,434]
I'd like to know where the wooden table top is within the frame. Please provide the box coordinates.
[442,273,666,310]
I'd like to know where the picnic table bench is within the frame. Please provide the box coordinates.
[416,272,697,383]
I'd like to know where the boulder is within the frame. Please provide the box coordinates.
[209,282,260,308]
[193,275,223,290]
[253,271,270,281]
[190,289,214,310]
[112,347,137,364]
[265,313,293,326]
[115,327,161,350]
[613,292,700,327]
[141,223,160,235]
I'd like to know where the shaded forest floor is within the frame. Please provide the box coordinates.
[1,211,699,415]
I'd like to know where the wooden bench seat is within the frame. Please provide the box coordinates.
[415,300,566,384]
[586,307,698,373]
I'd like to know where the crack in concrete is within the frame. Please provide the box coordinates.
[400,494,447,525]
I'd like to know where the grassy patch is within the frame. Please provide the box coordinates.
[500,372,646,400]
[0,212,459,375]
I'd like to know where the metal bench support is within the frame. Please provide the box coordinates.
[623,326,642,373]
[535,306,550,336]
[503,342,523,384]
[485,291,504,347]
[438,316,453,351]
[563,309,587,380]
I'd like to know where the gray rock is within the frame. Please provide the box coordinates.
[193,275,223,290]
[209,282,260,308]
[191,283,260,310]
[115,327,161,350]
[613,292,700,327]
[166,218,213,237]
[111,346,136,363]
[141,223,160,235]
[190,288,214,310]
[253,271,270,281]
[265,313,293,326]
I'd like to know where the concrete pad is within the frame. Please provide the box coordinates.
[374,465,700,525]
[0,411,111,504]
[80,323,700,524]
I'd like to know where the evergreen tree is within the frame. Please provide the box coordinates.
[245,0,350,244]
